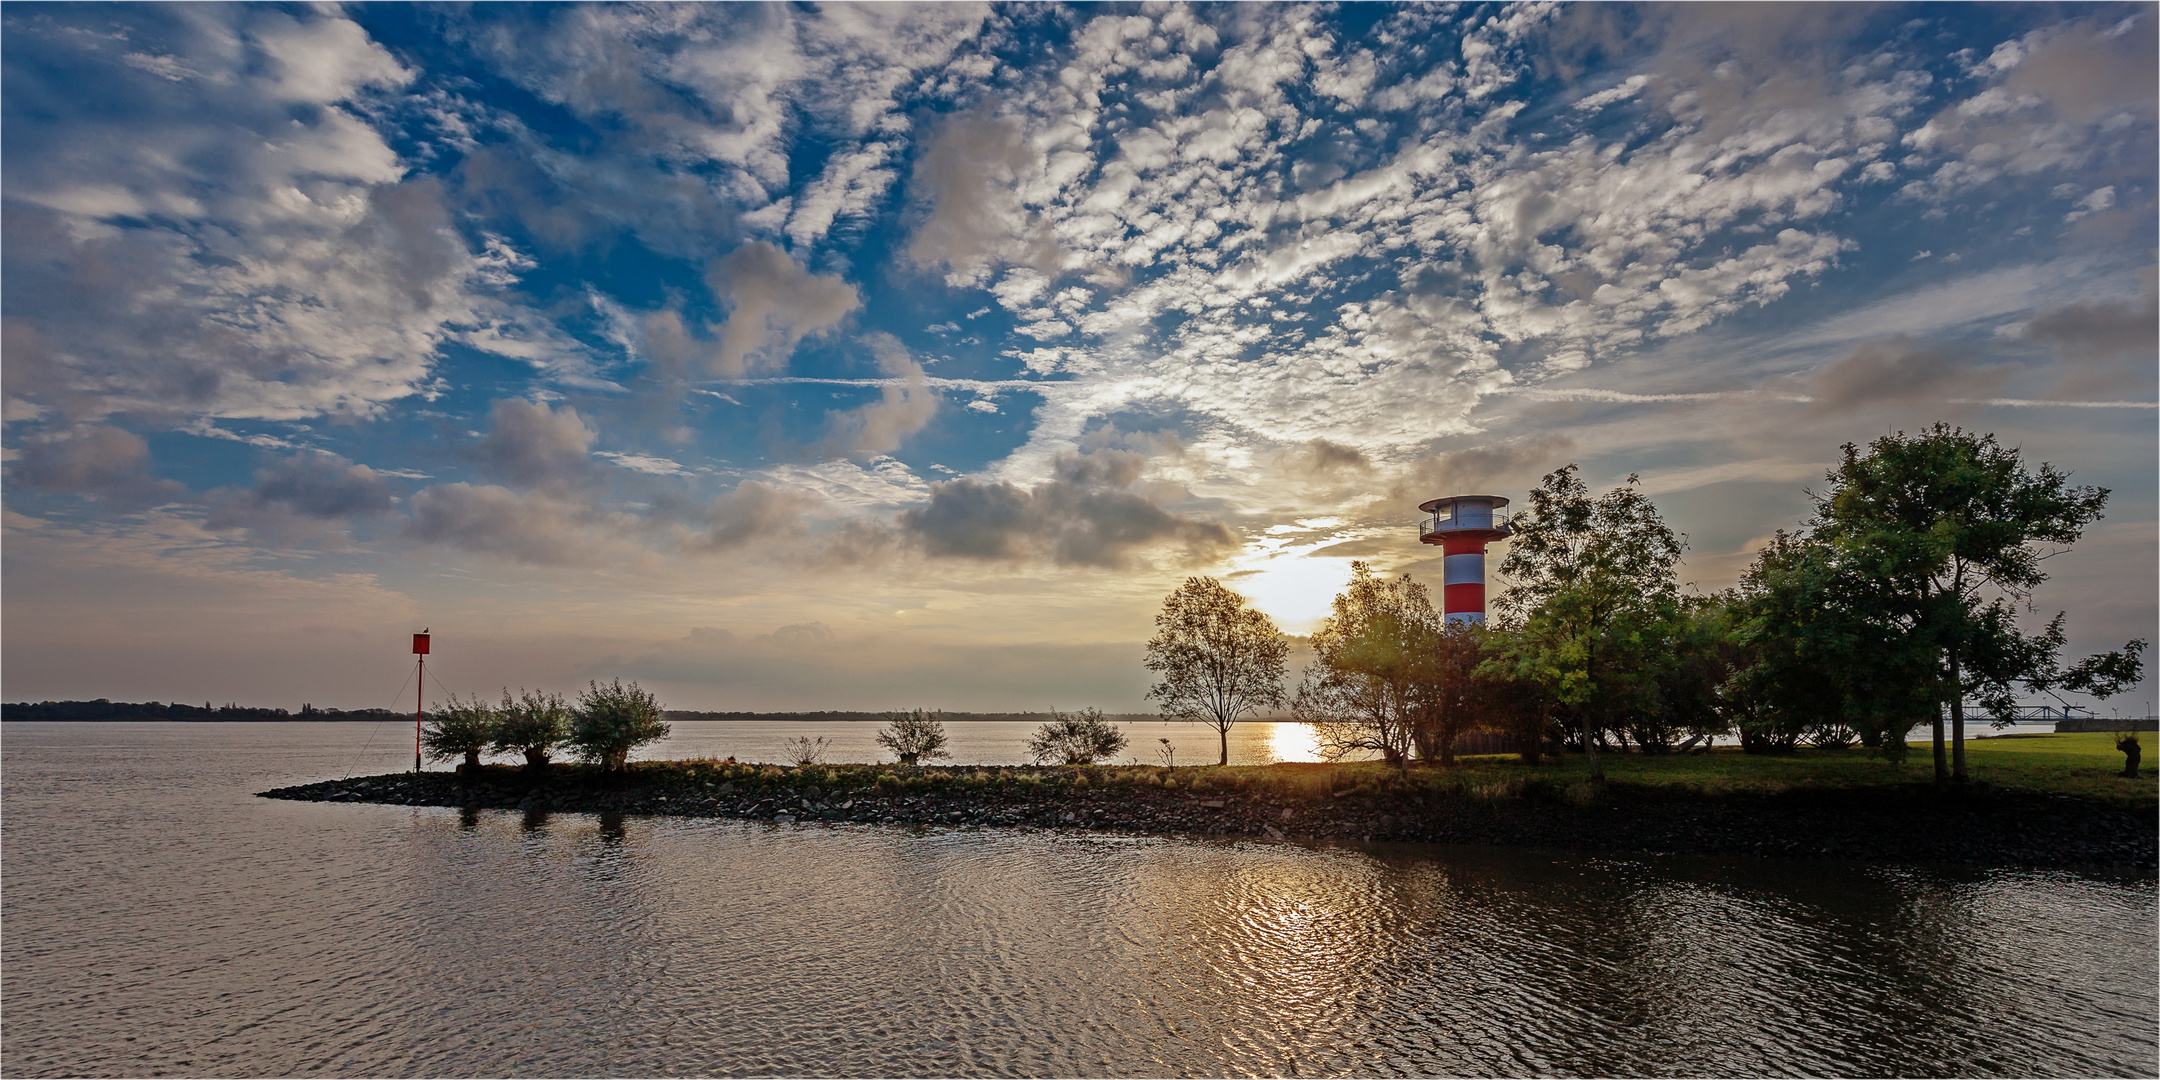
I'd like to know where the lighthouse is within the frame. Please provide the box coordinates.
[1417,495,1512,624]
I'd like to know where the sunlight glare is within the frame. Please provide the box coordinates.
[1231,556,1355,635]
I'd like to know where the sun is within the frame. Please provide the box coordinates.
[1228,555,1357,635]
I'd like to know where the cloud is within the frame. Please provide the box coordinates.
[0,8,551,425]
[1811,336,2012,412]
[403,483,634,566]
[1388,434,1578,505]
[457,4,988,253]
[1900,10,2157,198]
[687,480,820,552]
[471,399,597,488]
[216,454,393,518]
[2019,268,2160,398]
[707,242,861,377]
[203,453,395,544]
[898,448,1235,568]
[1279,437,1373,478]
[765,621,836,649]
[820,334,940,458]
[906,111,1064,286]
[6,425,182,506]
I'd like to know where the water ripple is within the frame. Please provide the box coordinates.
[3,723,2155,1077]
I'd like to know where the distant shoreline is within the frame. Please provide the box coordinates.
[1,713,1209,723]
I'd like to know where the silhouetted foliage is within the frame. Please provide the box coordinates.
[567,679,668,772]
[1145,576,1289,766]
[784,735,833,766]
[1295,563,1438,766]
[492,688,570,771]
[422,694,498,772]
[1027,708,1128,765]
[875,708,949,765]
[1028,708,1131,768]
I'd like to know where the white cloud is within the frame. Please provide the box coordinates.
[1,9,554,425]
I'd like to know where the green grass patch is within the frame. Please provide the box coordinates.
[466,738,2154,812]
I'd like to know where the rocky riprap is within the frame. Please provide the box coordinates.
[258,764,2158,871]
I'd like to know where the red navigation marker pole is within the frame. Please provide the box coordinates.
[412,629,430,772]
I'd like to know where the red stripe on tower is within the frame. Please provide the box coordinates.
[1416,494,1513,625]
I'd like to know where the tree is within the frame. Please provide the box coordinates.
[1633,595,1738,752]
[1294,562,1439,766]
[1727,531,1936,758]
[1144,576,1289,766]
[491,688,571,772]
[1414,622,1490,765]
[1489,465,1685,782]
[422,694,498,774]
[1808,425,2143,783]
[875,708,949,765]
[567,679,668,772]
[1027,708,1128,765]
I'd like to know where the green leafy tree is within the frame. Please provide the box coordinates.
[1807,425,2143,783]
[422,694,498,774]
[1728,531,1936,758]
[1638,594,1739,752]
[875,708,950,765]
[491,688,571,771]
[1489,465,1685,781]
[1145,576,1290,766]
[567,679,668,772]
[1027,708,1128,765]
[1295,562,1439,766]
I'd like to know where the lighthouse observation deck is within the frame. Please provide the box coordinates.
[1417,494,1513,545]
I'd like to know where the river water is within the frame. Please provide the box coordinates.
[4,722,2154,1078]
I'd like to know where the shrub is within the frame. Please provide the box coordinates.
[784,735,831,767]
[492,688,571,771]
[567,679,668,772]
[422,694,498,773]
[876,708,950,765]
[1027,708,1128,765]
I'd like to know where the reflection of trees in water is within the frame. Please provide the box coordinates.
[1100,842,2078,1078]
[1421,852,2019,1077]
[392,808,667,1073]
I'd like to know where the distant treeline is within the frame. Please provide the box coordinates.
[3,701,1188,724]
[661,710,1167,724]
[3,700,403,722]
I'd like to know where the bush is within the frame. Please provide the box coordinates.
[1027,708,1128,765]
[492,688,571,771]
[876,708,949,765]
[567,679,668,772]
[422,694,498,772]
[785,735,831,767]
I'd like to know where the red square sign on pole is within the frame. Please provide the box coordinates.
[413,633,431,655]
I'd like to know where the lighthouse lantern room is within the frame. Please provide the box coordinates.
[1416,494,1512,625]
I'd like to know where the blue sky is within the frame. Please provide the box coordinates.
[4,2,2154,713]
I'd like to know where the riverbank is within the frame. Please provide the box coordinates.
[259,751,2157,871]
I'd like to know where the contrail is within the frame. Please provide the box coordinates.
[1495,386,2157,409]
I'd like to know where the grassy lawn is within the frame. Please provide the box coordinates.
[1318,731,2159,809]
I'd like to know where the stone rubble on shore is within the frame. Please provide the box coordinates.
[257,764,2158,871]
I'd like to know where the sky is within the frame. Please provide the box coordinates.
[3,2,2154,716]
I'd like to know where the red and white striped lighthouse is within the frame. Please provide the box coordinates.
[1417,495,1512,625]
